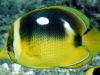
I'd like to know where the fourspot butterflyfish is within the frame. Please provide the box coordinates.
[0,6,100,68]
[85,66,100,75]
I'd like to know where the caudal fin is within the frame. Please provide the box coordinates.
[82,27,100,56]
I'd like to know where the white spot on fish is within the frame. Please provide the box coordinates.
[36,17,49,25]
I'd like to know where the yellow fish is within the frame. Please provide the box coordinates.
[85,66,100,75]
[0,6,100,68]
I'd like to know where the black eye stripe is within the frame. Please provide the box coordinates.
[7,25,15,58]
[7,45,12,51]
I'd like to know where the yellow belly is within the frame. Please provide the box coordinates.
[16,35,90,68]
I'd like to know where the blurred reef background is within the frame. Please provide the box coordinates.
[0,0,100,75]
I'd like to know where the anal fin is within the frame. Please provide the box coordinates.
[61,46,92,68]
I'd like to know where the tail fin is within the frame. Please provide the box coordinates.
[82,27,100,56]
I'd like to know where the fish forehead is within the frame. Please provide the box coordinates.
[19,7,85,42]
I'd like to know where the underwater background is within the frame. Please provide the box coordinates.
[0,0,100,75]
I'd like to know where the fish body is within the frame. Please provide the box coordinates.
[85,66,100,75]
[0,6,100,68]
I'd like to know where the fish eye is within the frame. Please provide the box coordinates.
[7,45,12,51]
[7,46,11,51]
